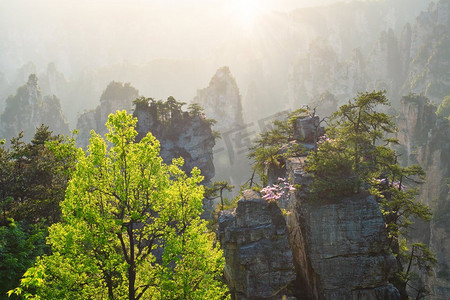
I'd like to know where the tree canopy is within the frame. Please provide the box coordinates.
[11,111,228,300]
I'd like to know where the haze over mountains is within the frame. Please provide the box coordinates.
[0,0,435,127]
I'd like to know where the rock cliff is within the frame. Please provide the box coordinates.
[405,1,450,102]
[397,95,450,299]
[133,99,216,184]
[0,74,69,142]
[219,116,400,300]
[76,82,216,185]
[76,81,139,148]
[218,190,296,300]
[192,66,244,133]
[193,66,250,189]
[285,158,399,300]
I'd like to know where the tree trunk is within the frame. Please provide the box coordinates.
[128,224,136,300]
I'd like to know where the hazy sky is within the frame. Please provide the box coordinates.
[0,0,343,75]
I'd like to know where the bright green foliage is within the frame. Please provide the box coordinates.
[327,90,396,193]
[11,111,228,300]
[306,91,397,198]
[159,218,227,300]
[0,127,77,299]
[305,137,355,199]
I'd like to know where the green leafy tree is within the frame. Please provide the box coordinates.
[0,125,77,225]
[166,96,186,119]
[11,111,228,300]
[326,90,396,193]
[205,181,235,211]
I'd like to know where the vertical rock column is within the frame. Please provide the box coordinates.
[285,158,400,300]
[218,190,296,300]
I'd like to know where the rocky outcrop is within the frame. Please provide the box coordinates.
[0,74,69,142]
[397,95,450,299]
[219,163,400,300]
[76,81,139,148]
[193,66,244,133]
[133,100,216,184]
[293,116,325,143]
[75,81,216,184]
[285,158,399,300]
[192,66,249,190]
[219,116,399,299]
[218,190,296,300]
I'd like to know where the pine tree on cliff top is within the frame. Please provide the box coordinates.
[306,91,435,299]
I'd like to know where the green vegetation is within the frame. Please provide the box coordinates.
[0,220,47,299]
[10,111,228,300]
[0,126,77,226]
[436,95,450,120]
[205,181,235,211]
[248,91,435,298]
[0,126,77,299]
[307,90,397,197]
[248,108,310,185]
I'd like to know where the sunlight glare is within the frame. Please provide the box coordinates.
[231,0,265,33]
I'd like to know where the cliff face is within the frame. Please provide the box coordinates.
[193,66,244,133]
[285,158,399,300]
[219,117,399,300]
[133,101,215,184]
[76,81,139,148]
[0,74,69,142]
[76,82,216,184]
[218,190,296,300]
[397,95,450,299]
[193,66,250,188]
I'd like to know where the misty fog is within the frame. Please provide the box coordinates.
[0,0,432,128]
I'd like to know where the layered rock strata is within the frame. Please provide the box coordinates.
[285,158,399,300]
